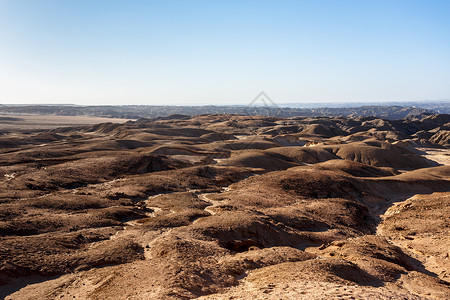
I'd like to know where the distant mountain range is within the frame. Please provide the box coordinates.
[0,101,449,120]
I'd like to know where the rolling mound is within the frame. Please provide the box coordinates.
[313,159,398,177]
[328,142,438,169]
[200,139,279,152]
[265,146,339,163]
[300,123,343,137]
[200,132,237,141]
[218,150,301,171]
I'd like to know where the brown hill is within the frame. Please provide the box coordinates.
[313,159,398,177]
[265,146,339,163]
[327,142,438,169]
[218,150,301,171]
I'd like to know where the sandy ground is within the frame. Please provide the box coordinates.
[198,279,425,300]
[0,114,133,130]
[419,147,450,166]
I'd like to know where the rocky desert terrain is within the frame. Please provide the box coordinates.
[0,113,449,299]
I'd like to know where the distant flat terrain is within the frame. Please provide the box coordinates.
[0,114,133,130]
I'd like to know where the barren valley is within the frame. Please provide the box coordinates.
[0,113,449,299]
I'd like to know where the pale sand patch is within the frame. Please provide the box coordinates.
[419,148,450,166]
[198,279,424,300]
[0,114,133,130]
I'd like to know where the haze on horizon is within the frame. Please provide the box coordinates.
[0,0,449,106]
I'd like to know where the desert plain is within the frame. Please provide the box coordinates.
[0,113,449,299]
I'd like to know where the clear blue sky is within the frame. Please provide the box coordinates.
[1,0,449,105]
